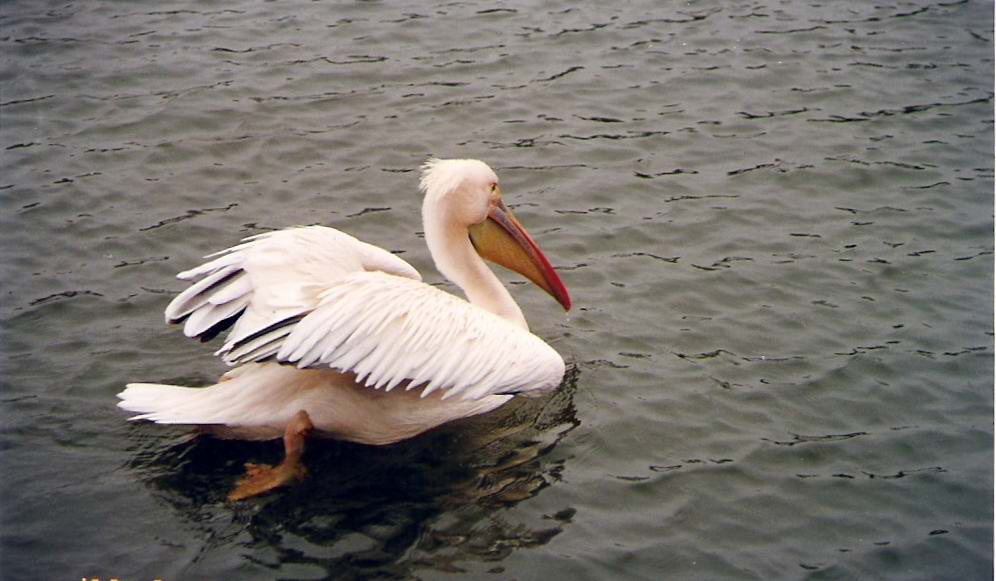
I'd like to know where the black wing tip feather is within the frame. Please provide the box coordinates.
[197,310,246,343]
[229,313,307,352]
[166,308,247,343]
[164,266,244,322]
[219,312,309,365]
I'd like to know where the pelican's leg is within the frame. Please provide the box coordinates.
[228,410,314,501]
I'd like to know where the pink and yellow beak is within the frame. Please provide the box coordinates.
[468,195,572,311]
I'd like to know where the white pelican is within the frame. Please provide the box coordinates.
[118,159,572,500]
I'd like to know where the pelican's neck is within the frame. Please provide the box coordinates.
[423,209,528,329]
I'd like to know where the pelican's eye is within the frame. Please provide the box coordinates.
[488,182,500,204]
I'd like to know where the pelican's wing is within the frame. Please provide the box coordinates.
[218,271,566,401]
[163,226,420,343]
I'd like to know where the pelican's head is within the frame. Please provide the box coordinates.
[420,158,571,311]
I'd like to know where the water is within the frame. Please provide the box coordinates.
[1,0,993,579]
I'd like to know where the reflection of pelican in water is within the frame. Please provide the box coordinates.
[119,159,572,499]
[127,367,581,577]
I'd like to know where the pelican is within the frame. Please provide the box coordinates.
[118,159,572,500]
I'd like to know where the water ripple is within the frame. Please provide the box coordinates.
[1,0,991,578]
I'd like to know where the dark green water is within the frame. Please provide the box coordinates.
[1,1,993,579]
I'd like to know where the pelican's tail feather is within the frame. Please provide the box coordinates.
[118,363,331,432]
[117,365,318,440]
[117,381,241,425]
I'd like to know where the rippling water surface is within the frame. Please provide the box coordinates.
[1,0,993,579]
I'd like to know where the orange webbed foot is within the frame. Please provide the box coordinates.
[227,411,314,502]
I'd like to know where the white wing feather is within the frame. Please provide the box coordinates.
[165,226,565,401]
[163,226,419,343]
[218,272,565,400]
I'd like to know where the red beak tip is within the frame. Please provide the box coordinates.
[555,284,572,311]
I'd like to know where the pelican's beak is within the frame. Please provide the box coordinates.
[469,197,572,311]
